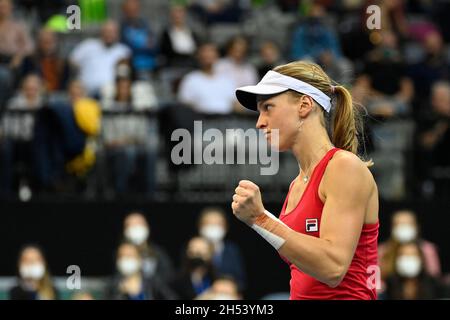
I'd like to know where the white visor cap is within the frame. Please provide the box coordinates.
[236,70,332,112]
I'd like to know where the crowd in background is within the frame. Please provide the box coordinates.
[1,0,450,300]
[0,0,449,202]
[6,207,450,300]
[8,207,246,300]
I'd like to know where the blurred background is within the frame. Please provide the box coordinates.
[0,0,450,300]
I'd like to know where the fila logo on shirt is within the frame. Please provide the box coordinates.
[305,219,318,232]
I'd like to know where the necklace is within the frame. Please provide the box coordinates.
[302,174,309,183]
[299,144,334,184]
[301,163,313,183]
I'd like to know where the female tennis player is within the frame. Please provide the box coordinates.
[231,61,379,300]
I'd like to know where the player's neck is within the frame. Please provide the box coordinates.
[292,126,333,177]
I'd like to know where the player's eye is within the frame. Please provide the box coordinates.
[264,104,274,111]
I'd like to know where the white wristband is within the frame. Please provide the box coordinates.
[251,210,287,250]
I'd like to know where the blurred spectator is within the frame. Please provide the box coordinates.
[160,4,199,68]
[122,212,175,283]
[170,236,217,300]
[0,0,34,110]
[216,36,258,88]
[9,245,59,300]
[107,242,176,300]
[369,0,409,39]
[416,81,450,198]
[256,41,284,79]
[195,275,242,300]
[70,20,131,96]
[379,210,441,284]
[177,42,236,114]
[408,31,450,100]
[357,31,413,115]
[383,241,444,299]
[0,74,44,198]
[103,75,134,110]
[197,207,246,291]
[7,74,45,110]
[101,59,158,111]
[289,3,353,85]
[407,20,439,44]
[290,3,341,61]
[356,0,409,61]
[22,28,69,92]
[119,0,158,78]
[338,1,374,62]
[32,80,101,191]
[188,0,246,25]
[354,30,414,200]
[101,62,158,197]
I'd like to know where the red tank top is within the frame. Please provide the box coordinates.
[279,148,379,300]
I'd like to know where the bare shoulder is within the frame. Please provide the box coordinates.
[329,150,374,176]
[322,150,376,196]
[320,150,379,223]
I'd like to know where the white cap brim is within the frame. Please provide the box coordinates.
[236,84,289,111]
[235,70,332,113]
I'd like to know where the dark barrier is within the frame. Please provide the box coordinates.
[1,200,449,299]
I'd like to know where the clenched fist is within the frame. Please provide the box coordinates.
[231,180,265,225]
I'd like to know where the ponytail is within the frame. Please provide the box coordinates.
[331,85,372,166]
[331,85,358,154]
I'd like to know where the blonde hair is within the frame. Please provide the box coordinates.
[38,271,56,300]
[273,61,371,164]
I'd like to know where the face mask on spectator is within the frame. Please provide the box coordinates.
[396,255,422,278]
[20,263,45,280]
[117,258,141,276]
[125,225,149,245]
[200,224,225,243]
[392,224,417,243]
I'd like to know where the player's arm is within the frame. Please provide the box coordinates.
[232,154,373,287]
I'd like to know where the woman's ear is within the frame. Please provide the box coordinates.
[297,95,314,118]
